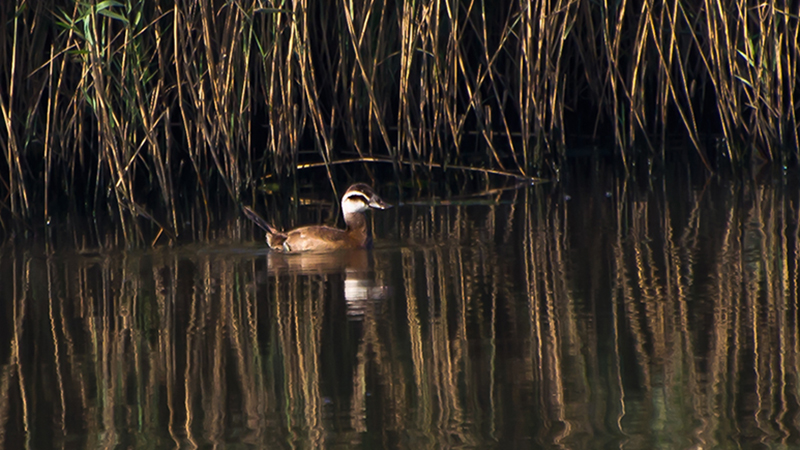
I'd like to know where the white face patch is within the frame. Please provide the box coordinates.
[341,194,370,215]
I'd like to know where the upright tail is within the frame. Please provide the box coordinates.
[243,206,275,232]
[242,206,287,250]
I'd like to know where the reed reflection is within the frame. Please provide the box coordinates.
[1,178,800,448]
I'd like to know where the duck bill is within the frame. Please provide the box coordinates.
[370,197,391,210]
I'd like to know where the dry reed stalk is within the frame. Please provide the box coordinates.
[1,1,31,217]
[601,0,629,161]
[342,0,395,165]
[398,0,421,165]
[643,0,708,168]
[296,0,336,191]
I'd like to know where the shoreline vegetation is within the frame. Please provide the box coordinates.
[1,0,798,244]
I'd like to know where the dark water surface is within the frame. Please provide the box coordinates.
[2,169,800,449]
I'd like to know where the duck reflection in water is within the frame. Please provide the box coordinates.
[244,183,391,316]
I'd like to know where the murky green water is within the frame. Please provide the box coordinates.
[2,169,799,449]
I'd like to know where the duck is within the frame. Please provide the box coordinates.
[243,183,390,253]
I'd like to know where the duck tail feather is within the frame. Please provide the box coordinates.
[243,206,278,233]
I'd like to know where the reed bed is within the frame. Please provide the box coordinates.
[0,0,798,242]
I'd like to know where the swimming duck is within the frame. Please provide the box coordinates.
[244,183,390,253]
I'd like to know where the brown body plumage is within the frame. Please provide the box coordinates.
[243,183,389,253]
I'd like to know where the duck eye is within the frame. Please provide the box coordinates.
[345,193,369,205]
